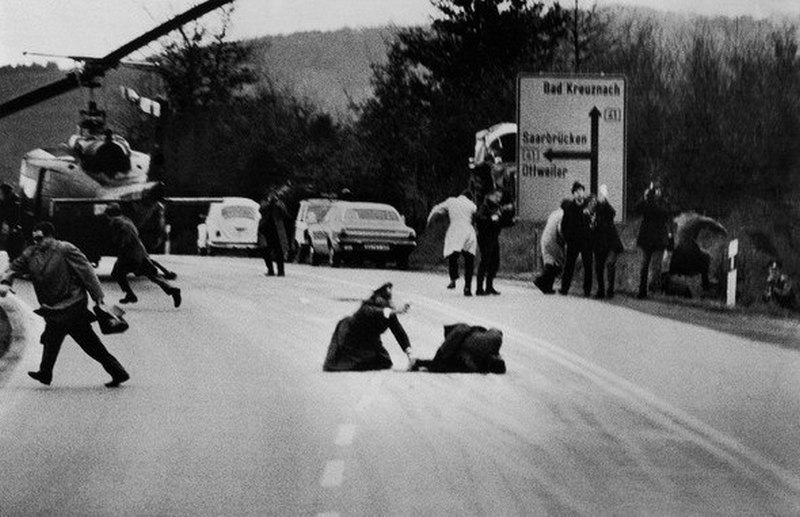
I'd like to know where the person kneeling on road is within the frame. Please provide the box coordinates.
[0,222,129,387]
[409,323,506,374]
[323,283,415,371]
[104,204,181,307]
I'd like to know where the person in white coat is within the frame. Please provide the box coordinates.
[533,200,567,294]
[427,191,478,296]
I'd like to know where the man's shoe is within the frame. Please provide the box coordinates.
[463,288,472,297]
[476,288,487,296]
[558,290,569,296]
[28,371,51,386]
[447,280,456,289]
[119,294,138,304]
[637,292,648,300]
[594,291,605,299]
[163,272,178,281]
[105,372,130,388]
[171,289,182,308]
[486,288,501,295]
[265,271,275,277]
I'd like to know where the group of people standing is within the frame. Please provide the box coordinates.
[534,181,624,299]
[427,164,515,297]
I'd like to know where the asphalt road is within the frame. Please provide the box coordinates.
[0,256,798,516]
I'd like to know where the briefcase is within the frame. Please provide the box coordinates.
[93,305,129,335]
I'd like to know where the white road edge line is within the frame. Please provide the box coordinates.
[291,268,800,500]
[320,460,345,488]
[334,424,357,447]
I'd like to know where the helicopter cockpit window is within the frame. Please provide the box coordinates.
[221,206,257,220]
[489,133,517,163]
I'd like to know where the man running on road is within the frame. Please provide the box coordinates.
[105,204,181,307]
[0,222,129,387]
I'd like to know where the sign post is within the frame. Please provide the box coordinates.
[727,239,739,307]
[516,74,626,221]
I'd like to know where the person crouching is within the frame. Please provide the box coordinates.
[323,283,414,371]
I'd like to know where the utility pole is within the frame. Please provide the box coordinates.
[574,0,580,72]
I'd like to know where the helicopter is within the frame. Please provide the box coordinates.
[0,0,233,264]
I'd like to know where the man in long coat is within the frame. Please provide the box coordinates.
[634,185,672,299]
[258,193,289,277]
[0,222,129,387]
[105,205,181,307]
[427,191,478,296]
[323,283,414,371]
[560,182,593,296]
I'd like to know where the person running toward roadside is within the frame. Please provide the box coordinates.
[0,222,129,387]
[427,190,478,296]
[592,185,624,299]
[534,201,568,294]
[105,204,181,307]
[560,182,593,297]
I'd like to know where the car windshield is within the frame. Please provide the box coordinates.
[221,206,257,220]
[307,205,331,221]
[344,208,399,222]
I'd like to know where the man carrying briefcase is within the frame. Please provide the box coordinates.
[0,222,130,388]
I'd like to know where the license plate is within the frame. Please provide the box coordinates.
[364,244,389,251]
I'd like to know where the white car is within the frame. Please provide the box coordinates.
[204,197,261,254]
[292,198,333,262]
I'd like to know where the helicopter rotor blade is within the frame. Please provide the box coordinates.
[0,0,234,120]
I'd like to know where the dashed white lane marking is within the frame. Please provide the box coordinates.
[320,460,345,487]
[354,374,382,413]
[334,424,357,447]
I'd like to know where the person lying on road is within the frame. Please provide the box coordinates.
[409,323,506,374]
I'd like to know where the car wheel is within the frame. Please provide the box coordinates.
[293,241,303,263]
[328,242,341,268]
[309,242,322,266]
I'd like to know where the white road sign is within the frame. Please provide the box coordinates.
[516,74,627,221]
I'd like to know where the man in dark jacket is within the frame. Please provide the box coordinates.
[323,283,414,371]
[475,188,512,296]
[105,205,181,307]
[258,193,288,277]
[410,323,506,374]
[0,222,129,387]
[560,182,593,296]
[634,184,671,299]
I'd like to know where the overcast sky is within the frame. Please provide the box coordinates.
[1,0,799,66]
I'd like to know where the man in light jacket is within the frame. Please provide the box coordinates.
[427,191,478,296]
[0,222,129,387]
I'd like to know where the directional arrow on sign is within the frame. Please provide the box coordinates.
[544,106,602,194]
